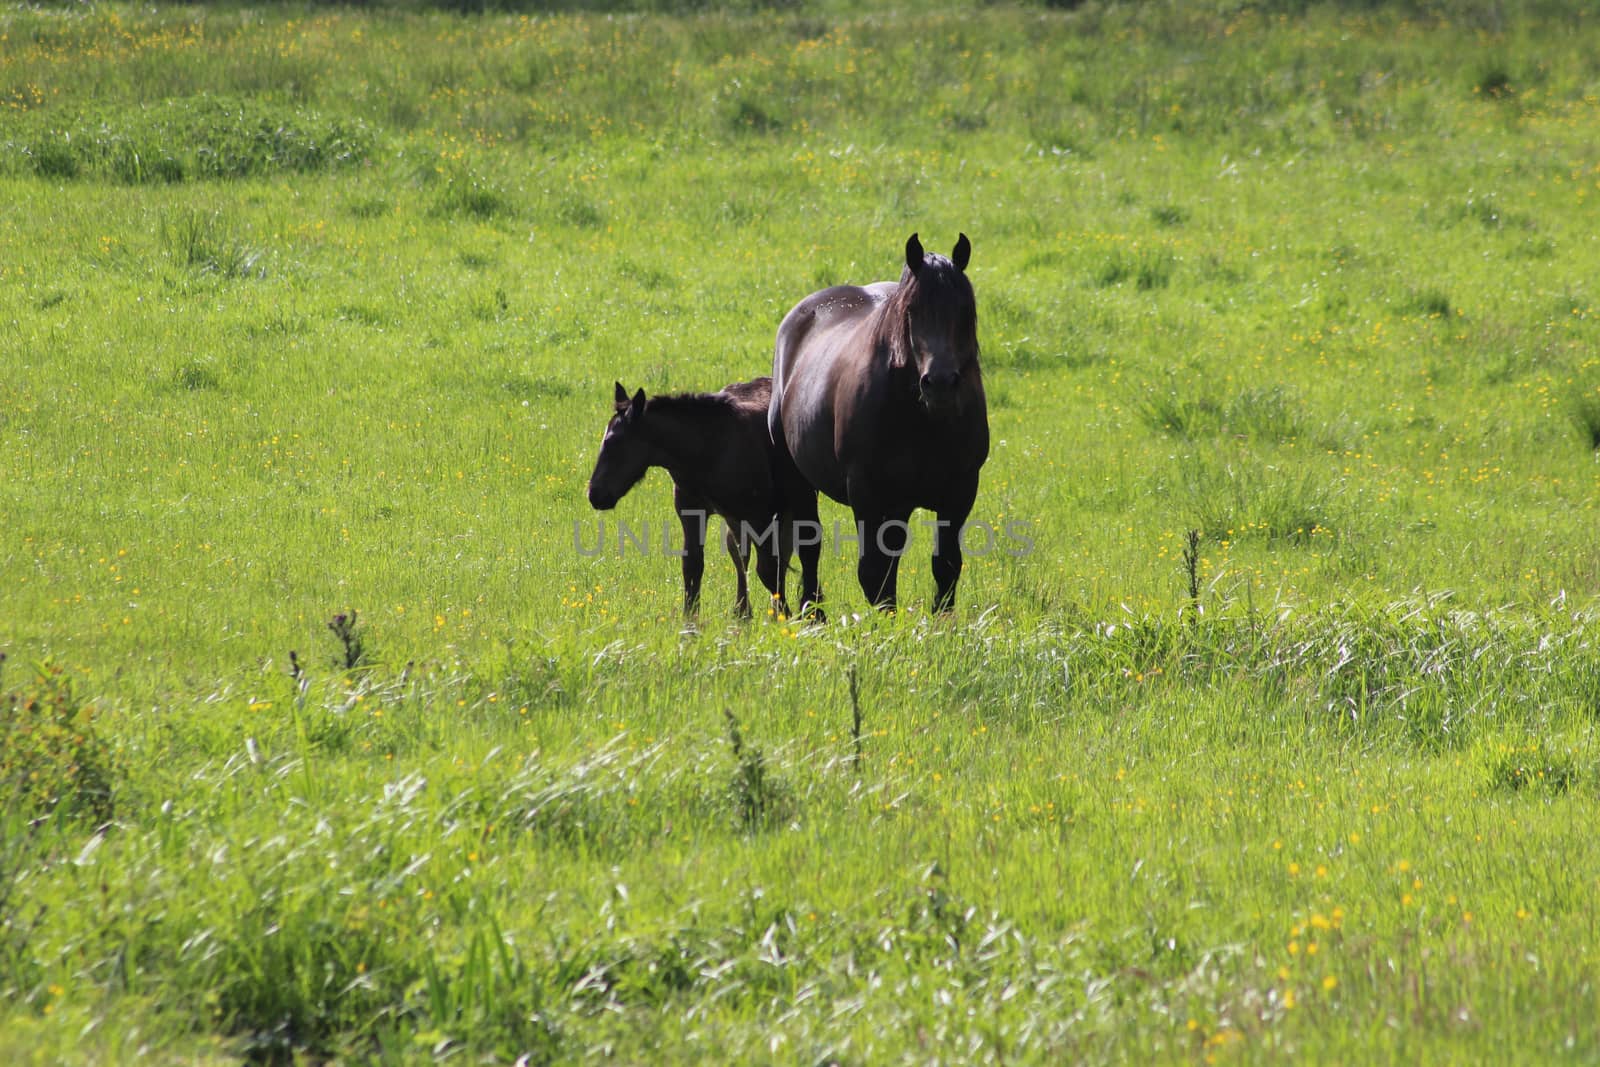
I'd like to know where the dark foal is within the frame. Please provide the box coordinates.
[586,379,794,618]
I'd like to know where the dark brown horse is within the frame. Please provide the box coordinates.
[587,378,793,618]
[769,233,988,613]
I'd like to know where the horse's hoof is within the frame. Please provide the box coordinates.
[798,602,827,625]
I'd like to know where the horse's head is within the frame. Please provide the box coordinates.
[586,382,650,510]
[892,233,979,418]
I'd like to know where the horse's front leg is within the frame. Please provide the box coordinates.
[856,510,910,611]
[674,488,710,617]
[932,475,980,613]
[723,521,753,619]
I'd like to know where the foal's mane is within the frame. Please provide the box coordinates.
[638,380,768,423]
[641,392,733,416]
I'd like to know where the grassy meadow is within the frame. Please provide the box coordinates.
[4,0,1600,1061]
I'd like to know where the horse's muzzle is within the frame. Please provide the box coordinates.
[587,483,618,510]
[919,371,964,416]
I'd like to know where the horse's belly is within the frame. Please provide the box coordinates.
[785,431,848,504]
[780,376,852,504]
[791,431,851,506]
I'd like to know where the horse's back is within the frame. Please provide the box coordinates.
[774,285,894,379]
[770,283,893,439]
[769,283,898,505]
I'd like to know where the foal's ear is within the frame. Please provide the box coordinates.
[613,381,628,407]
[627,388,646,421]
[905,232,924,275]
[952,233,971,272]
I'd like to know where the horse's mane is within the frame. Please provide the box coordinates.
[877,256,976,370]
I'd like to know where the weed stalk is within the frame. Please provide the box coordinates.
[327,611,367,671]
[1182,529,1202,621]
[849,664,863,774]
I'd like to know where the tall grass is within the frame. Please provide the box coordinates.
[5,603,1600,1059]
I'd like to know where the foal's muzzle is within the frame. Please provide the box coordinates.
[587,483,618,510]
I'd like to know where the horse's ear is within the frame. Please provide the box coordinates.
[627,388,646,421]
[952,233,971,272]
[905,232,924,275]
[613,381,628,407]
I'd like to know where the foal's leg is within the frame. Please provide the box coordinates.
[674,487,710,617]
[723,521,753,619]
[932,475,980,614]
[856,510,911,612]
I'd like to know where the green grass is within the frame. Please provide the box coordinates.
[4,0,1600,1061]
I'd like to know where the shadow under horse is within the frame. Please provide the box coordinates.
[587,378,806,619]
[769,233,989,613]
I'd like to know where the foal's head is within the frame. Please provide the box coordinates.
[586,382,651,510]
[890,233,979,417]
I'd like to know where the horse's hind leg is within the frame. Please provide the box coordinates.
[723,522,752,619]
[754,527,788,618]
[790,490,826,621]
[771,447,823,621]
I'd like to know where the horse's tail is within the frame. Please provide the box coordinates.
[767,299,812,455]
